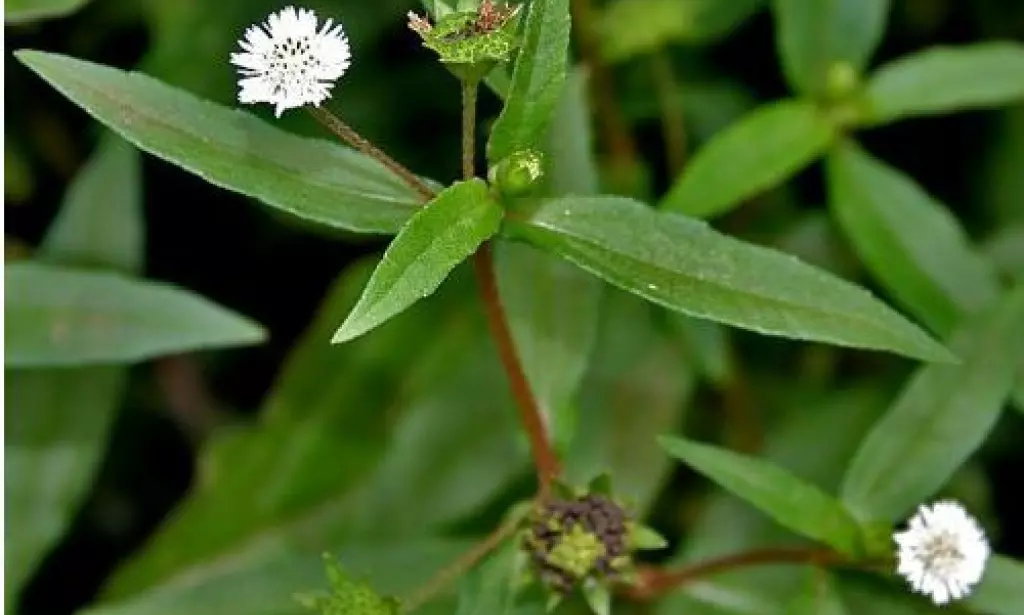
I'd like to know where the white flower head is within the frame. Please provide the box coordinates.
[230,6,351,117]
[894,500,990,605]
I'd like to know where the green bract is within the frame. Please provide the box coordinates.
[410,4,521,82]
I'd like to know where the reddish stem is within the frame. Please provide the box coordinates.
[473,244,562,492]
[625,548,847,600]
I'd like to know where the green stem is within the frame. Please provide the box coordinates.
[650,50,687,177]
[307,106,434,201]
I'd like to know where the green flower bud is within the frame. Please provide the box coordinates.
[295,554,400,615]
[489,149,545,197]
[408,1,521,83]
[825,61,860,102]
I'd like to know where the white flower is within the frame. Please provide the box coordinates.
[894,500,990,605]
[230,6,351,117]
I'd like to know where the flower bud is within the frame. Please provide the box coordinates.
[408,1,521,83]
[489,149,545,198]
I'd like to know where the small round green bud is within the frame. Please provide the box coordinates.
[489,150,545,197]
[825,62,860,102]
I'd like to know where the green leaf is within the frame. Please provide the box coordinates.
[332,179,503,343]
[773,0,889,97]
[984,225,1024,284]
[88,541,469,615]
[297,555,400,615]
[508,196,952,362]
[5,134,142,606]
[544,67,600,196]
[5,368,127,605]
[788,571,848,615]
[600,0,765,62]
[6,262,266,367]
[660,100,835,219]
[39,137,143,275]
[455,541,519,615]
[104,263,525,598]
[659,435,865,555]
[864,43,1024,125]
[496,241,601,450]
[840,287,1024,522]
[15,50,423,235]
[5,0,89,24]
[827,141,1000,336]
[565,290,696,515]
[487,0,571,165]
[582,579,612,615]
[665,315,734,387]
[968,555,1024,615]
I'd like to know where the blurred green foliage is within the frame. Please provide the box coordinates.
[6,1,1024,615]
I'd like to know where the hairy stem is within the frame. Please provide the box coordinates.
[459,78,561,491]
[462,81,478,180]
[570,0,637,169]
[650,50,687,177]
[403,508,527,612]
[624,548,848,600]
[307,106,434,201]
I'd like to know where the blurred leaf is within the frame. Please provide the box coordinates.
[659,436,864,555]
[333,179,502,343]
[787,571,847,615]
[4,138,34,202]
[660,100,834,219]
[544,67,600,196]
[5,0,90,24]
[980,106,1024,226]
[16,51,423,235]
[865,43,1024,125]
[840,287,1024,523]
[655,387,889,615]
[838,574,943,614]
[827,141,1000,336]
[105,263,523,598]
[6,262,266,367]
[89,541,470,615]
[5,369,127,607]
[665,315,733,387]
[39,137,143,275]
[566,290,696,515]
[455,541,519,615]
[600,0,764,62]
[496,241,601,451]
[773,0,889,97]
[5,135,143,607]
[487,0,571,165]
[984,225,1024,284]
[508,196,953,362]
[968,555,1024,615]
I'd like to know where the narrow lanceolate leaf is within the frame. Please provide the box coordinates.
[5,0,90,24]
[773,0,889,97]
[827,141,1000,336]
[5,135,141,605]
[15,50,423,234]
[40,137,143,274]
[841,287,1024,522]
[508,196,952,362]
[968,555,1024,615]
[864,42,1024,125]
[333,179,503,343]
[487,0,571,165]
[659,436,864,555]
[660,100,835,219]
[5,262,266,367]
[455,541,520,615]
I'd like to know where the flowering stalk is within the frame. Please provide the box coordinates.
[306,106,434,201]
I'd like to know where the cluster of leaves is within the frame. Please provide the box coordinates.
[6,0,1024,614]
